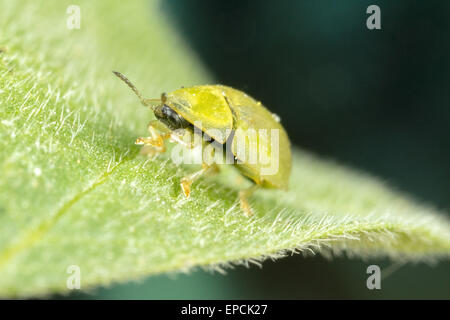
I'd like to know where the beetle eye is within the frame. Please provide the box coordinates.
[160,104,184,129]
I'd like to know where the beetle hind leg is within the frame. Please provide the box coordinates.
[239,184,260,217]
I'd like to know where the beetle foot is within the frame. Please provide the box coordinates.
[180,177,192,198]
[239,191,253,217]
[135,136,165,154]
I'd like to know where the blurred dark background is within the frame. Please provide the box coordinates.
[77,0,450,299]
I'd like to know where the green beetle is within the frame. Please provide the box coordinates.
[113,71,292,216]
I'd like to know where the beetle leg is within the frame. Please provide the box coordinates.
[135,133,165,154]
[136,121,197,157]
[239,184,260,217]
[147,120,171,134]
[180,163,219,198]
[167,128,196,149]
[180,142,219,197]
[135,120,171,154]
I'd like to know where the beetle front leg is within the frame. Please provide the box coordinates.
[135,120,171,154]
[167,128,196,149]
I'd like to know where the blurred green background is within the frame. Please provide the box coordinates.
[72,0,449,299]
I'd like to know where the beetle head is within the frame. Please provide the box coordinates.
[113,71,190,130]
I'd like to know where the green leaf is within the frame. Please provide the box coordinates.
[0,0,449,298]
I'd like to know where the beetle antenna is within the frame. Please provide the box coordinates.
[112,71,160,109]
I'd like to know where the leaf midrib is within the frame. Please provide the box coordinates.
[0,153,137,270]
